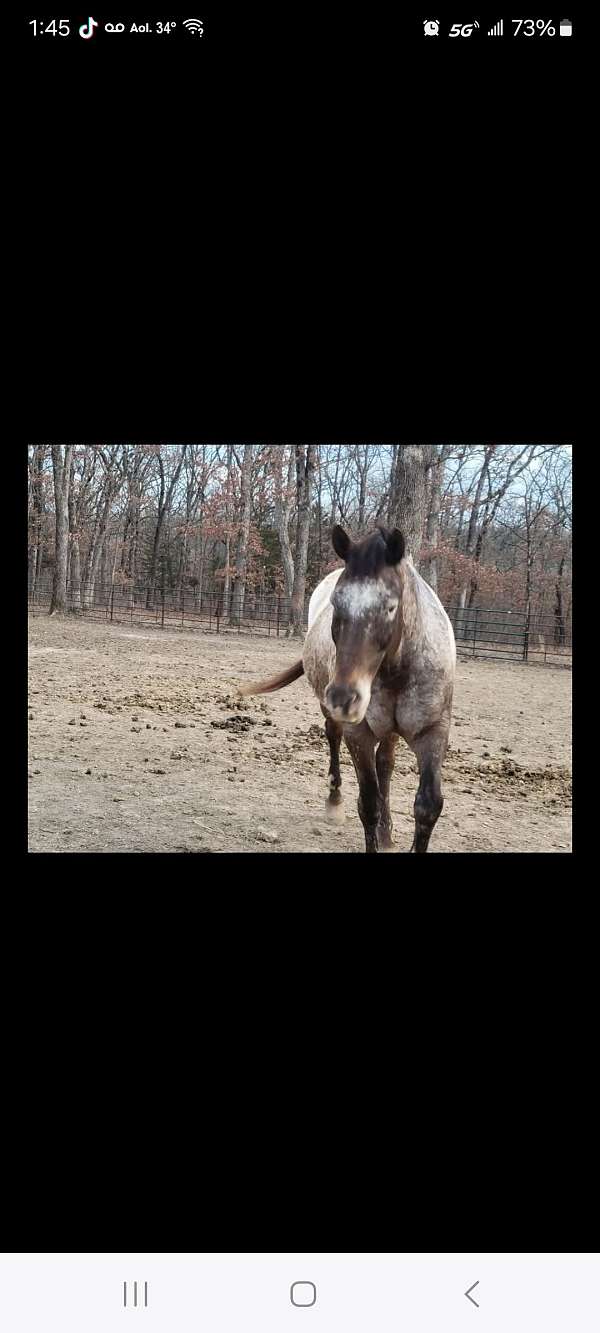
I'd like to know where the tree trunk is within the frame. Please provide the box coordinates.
[466,509,490,615]
[145,447,186,608]
[316,447,323,574]
[289,445,315,637]
[554,554,566,647]
[421,446,444,592]
[68,455,82,613]
[230,444,253,625]
[524,547,533,661]
[387,445,429,569]
[176,528,189,609]
[99,531,109,603]
[222,444,233,611]
[29,446,45,600]
[357,445,370,532]
[146,484,165,608]
[129,481,140,598]
[195,539,205,609]
[50,446,73,614]
[274,447,296,603]
[81,488,111,609]
[454,447,493,637]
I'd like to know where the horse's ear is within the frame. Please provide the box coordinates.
[332,525,352,561]
[385,528,405,565]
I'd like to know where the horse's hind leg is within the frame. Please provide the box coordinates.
[375,733,399,850]
[408,724,448,853]
[322,711,344,822]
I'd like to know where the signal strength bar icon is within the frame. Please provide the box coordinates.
[488,18,503,36]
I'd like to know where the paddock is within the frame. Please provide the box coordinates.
[28,614,572,853]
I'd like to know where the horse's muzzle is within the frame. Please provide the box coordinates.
[324,683,363,722]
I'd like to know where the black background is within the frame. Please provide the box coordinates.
[23,5,578,438]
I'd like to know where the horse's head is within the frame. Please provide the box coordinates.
[324,524,405,724]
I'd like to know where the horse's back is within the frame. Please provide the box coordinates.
[304,569,341,700]
[308,568,343,629]
[408,562,456,670]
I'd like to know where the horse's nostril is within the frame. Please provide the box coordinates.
[326,685,360,715]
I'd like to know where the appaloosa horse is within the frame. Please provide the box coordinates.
[241,526,456,853]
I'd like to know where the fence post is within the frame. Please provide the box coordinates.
[277,594,281,637]
[110,584,115,623]
[216,601,220,634]
[161,585,165,629]
[472,607,478,657]
[182,593,185,629]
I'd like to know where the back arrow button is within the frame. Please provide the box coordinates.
[465,1281,480,1308]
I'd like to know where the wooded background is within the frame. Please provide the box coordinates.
[28,444,572,647]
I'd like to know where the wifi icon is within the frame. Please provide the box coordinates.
[183,18,204,34]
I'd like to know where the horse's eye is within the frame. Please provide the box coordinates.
[387,604,397,615]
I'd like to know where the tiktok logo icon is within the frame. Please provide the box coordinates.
[79,16,99,38]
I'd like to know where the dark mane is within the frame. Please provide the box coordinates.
[345,528,390,578]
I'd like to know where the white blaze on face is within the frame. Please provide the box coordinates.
[334,579,389,619]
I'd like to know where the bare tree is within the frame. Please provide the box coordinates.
[288,444,315,636]
[81,448,124,610]
[273,446,296,600]
[230,444,254,625]
[49,446,74,614]
[28,445,47,600]
[145,445,187,608]
[354,445,373,533]
[30,443,571,649]
[68,447,97,611]
[421,445,452,591]
[119,446,153,600]
[549,452,572,647]
[387,445,431,567]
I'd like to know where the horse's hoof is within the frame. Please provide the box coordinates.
[324,798,345,824]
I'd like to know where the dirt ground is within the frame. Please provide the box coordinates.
[28,613,572,853]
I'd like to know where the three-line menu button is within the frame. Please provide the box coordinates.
[123,1282,148,1309]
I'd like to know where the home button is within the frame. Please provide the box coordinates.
[291,1281,317,1307]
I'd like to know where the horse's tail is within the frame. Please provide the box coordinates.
[239,659,304,697]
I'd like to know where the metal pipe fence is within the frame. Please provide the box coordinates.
[28,578,571,667]
[447,605,572,666]
[27,578,310,638]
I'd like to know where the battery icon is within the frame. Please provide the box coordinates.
[559,18,572,36]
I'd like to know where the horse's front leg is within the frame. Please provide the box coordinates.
[375,733,399,850]
[344,725,381,853]
[321,708,344,822]
[408,723,449,853]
